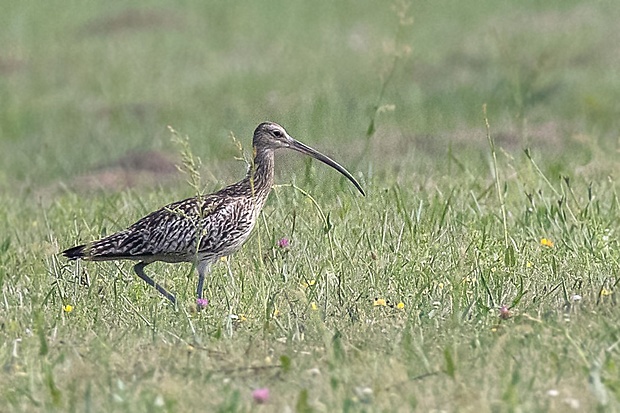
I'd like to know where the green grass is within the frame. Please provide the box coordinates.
[1,0,620,411]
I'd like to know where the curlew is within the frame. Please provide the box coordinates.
[63,122,365,304]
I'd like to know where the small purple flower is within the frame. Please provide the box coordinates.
[252,388,270,404]
[196,298,209,309]
[499,305,511,319]
[277,238,290,249]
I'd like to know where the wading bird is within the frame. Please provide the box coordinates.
[63,122,365,304]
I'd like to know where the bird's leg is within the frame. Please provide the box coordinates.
[133,262,177,304]
[196,261,211,299]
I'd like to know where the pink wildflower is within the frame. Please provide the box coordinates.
[277,238,290,249]
[499,305,511,319]
[252,388,270,404]
[196,298,209,309]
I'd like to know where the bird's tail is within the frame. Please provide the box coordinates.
[62,244,88,260]
[62,231,142,261]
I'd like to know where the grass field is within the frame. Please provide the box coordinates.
[1,0,620,411]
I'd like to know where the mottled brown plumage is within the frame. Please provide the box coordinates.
[63,122,365,304]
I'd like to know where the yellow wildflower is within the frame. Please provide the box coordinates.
[63,304,73,313]
[310,302,318,311]
[601,288,613,297]
[300,279,316,289]
[540,238,554,248]
[396,302,405,310]
[373,298,387,307]
[234,313,247,322]
[526,261,533,268]
[220,256,227,262]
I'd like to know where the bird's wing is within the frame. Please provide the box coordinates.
[88,195,225,260]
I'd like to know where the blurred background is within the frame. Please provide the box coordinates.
[1,0,618,194]
[1,3,619,410]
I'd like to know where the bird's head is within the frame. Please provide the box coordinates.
[253,122,294,150]
[252,121,365,196]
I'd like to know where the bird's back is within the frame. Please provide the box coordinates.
[66,188,266,265]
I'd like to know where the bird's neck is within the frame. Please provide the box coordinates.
[245,146,275,199]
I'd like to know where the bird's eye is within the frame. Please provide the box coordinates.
[273,130,283,138]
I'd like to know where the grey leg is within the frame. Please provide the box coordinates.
[196,261,211,299]
[133,262,176,304]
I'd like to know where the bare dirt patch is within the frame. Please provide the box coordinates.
[0,57,26,75]
[79,8,184,36]
[34,150,180,202]
[71,150,179,191]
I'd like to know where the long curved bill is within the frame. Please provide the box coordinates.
[287,138,366,196]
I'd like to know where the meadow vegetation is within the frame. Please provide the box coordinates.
[1,0,619,411]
